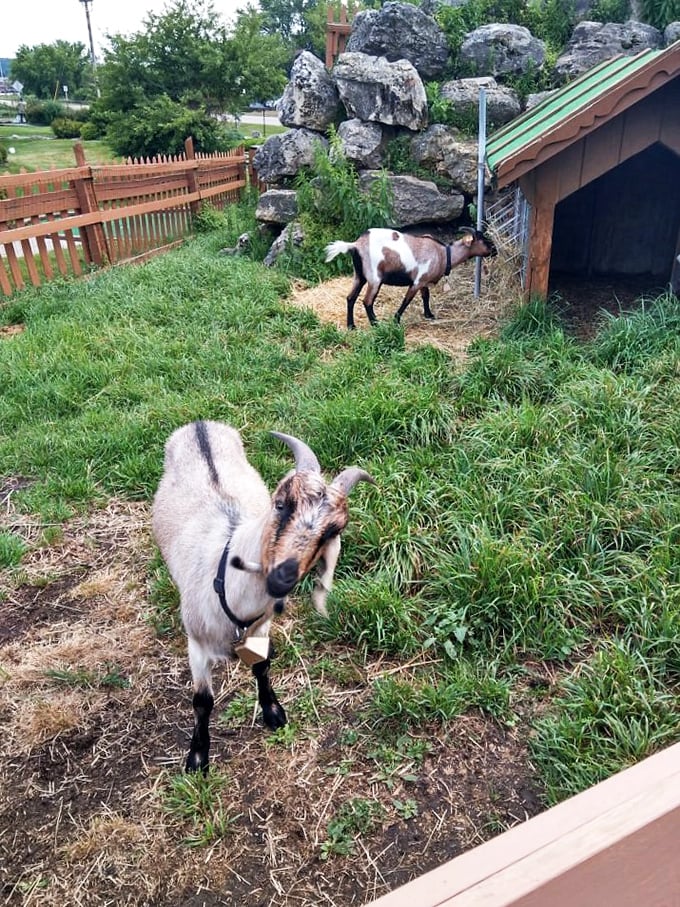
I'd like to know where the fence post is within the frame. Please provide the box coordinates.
[184,136,201,220]
[72,141,109,265]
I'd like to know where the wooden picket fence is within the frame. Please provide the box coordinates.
[0,137,255,297]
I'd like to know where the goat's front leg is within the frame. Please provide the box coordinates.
[186,638,214,773]
[394,285,420,323]
[420,287,435,320]
[253,644,287,730]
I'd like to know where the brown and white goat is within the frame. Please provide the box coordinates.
[325,227,497,329]
[152,419,373,772]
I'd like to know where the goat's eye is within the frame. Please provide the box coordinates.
[274,500,284,511]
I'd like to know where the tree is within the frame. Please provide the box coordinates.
[105,95,237,158]
[98,0,288,114]
[219,9,290,112]
[259,0,328,58]
[11,41,93,99]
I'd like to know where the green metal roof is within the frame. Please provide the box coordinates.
[486,40,680,184]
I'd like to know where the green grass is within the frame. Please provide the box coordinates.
[0,125,119,172]
[159,769,238,847]
[1,228,679,809]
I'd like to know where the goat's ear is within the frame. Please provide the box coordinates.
[331,468,375,495]
[461,232,474,247]
[311,535,342,617]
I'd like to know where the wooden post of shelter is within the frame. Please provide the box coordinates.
[184,136,201,219]
[326,3,353,70]
[72,140,109,266]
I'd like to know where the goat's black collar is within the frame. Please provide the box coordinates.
[445,244,452,276]
[213,540,264,630]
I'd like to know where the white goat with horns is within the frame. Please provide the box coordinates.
[152,419,374,772]
[325,226,497,329]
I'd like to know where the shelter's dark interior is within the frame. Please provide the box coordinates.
[550,143,680,291]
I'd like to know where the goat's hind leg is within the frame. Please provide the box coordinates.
[346,275,366,330]
[186,638,214,773]
[253,642,287,730]
[362,284,382,326]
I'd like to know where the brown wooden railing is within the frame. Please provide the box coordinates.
[366,740,680,907]
[326,2,355,69]
[0,137,254,297]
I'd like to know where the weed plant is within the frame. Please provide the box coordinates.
[1,234,679,809]
[277,132,393,283]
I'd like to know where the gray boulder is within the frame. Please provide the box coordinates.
[263,222,305,267]
[332,52,428,131]
[525,89,558,110]
[459,24,546,77]
[664,21,680,44]
[337,119,386,169]
[440,76,522,128]
[255,189,298,225]
[554,20,663,81]
[410,125,489,197]
[346,1,450,80]
[278,50,340,131]
[253,129,328,184]
[359,171,465,227]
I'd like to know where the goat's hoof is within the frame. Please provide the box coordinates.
[263,701,287,730]
[424,313,435,320]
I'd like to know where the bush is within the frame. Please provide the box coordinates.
[192,203,227,234]
[79,121,103,141]
[51,117,83,139]
[25,98,67,126]
[0,143,7,167]
[105,96,236,159]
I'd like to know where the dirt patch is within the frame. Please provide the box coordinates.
[0,324,25,339]
[0,494,547,906]
[549,273,665,340]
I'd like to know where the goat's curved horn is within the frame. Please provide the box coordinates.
[331,468,375,495]
[271,431,321,473]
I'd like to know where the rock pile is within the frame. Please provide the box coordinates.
[252,1,679,251]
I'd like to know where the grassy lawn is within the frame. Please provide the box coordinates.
[1,222,679,902]
[0,119,286,174]
[0,124,120,172]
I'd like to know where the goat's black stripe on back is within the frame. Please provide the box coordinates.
[195,420,220,486]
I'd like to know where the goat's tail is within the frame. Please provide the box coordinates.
[324,240,355,263]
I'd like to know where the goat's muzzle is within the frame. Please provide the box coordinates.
[267,558,299,598]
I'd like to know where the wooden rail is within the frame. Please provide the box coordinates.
[0,137,252,296]
[365,741,680,907]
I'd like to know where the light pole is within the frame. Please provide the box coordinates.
[79,0,100,97]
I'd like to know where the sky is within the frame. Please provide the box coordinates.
[1,0,246,59]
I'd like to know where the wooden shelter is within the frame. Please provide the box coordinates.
[486,41,680,299]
